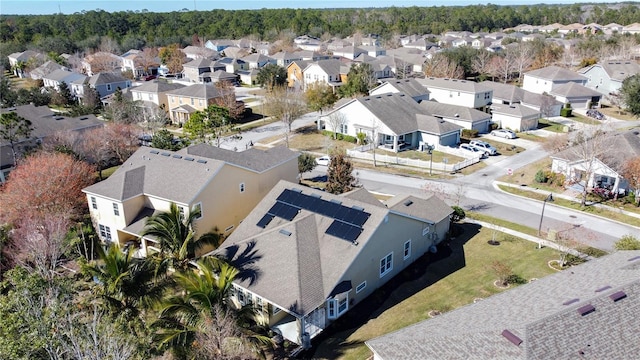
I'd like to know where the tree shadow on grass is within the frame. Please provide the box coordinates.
[305,222,481,359]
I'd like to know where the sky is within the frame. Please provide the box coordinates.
[0,0,622,16]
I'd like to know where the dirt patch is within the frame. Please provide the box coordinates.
[493,280,510,289]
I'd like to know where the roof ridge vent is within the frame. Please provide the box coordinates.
[577,304,595,316]
[562,298,579,305]
[595,285,611,293]
[609,291,627,302]
[501,330,522,346]
[279,229,292,236]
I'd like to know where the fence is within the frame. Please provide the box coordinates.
[346,148,480,172]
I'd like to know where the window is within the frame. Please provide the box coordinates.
[380,252,393,278]
[404,240,411,260]
[91,197,97,210]
[327,299,336,318]
[178,206,185,219]
[340,123,348,134]
[148,93,153,100]
[356,281,367,293]
[190,98,194,105]
[113,203,119,216]
[422,226,430,236]
[171,96,175,103]
[239,183,245,193]
[272,305,281,315]
[199,99,203,106]
[338,296,348,314]
[99,224,112,241]
[192,203,202,220]
[106,84,112,91]
[179,98,182,104]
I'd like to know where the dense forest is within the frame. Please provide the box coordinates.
[2,3,640,56]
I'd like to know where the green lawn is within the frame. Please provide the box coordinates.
[538,118,568,133]
[312,224,560,359]
[569,113,601,125]
[481,139,526,156]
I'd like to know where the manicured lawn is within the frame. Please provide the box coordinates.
[376,149,464,163]
[538,118,568,133]
[311,224,561,360]
[569,113,601,125]
[599,106,638,121]
[481,139,526,156]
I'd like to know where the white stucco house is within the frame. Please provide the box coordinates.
[522,66,587,95]
[490,104,540,131]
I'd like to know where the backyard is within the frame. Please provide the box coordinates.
[309,223,562,360]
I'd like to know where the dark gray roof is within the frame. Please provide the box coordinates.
[525,65,587,82]
[421,101,491,123]
[131,80,185,93]
[30,60,66,78]
[349,92,428,135]
[481,81,525,103]
[370,79,430,99]
[45,69,85,83]
[366,250,640,359]
[490,104,540,118]
[82,147,225,203]
[304,59,342,75]
[590,61,640,82]
[179,144,298,173]
[165,83,220,99]
[415,114,463,135]
[88,72,128,86]
[0,104,103,147]
[183,58,214,69]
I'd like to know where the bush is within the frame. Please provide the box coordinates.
[614,234,640,250]
[576,246,608,258]
[321,130,357,143]
[461,129,479,139]
[560,107,572,117]
[534,169,548,183]
[451,206,466,222]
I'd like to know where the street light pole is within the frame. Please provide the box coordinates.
[537,193,554,248]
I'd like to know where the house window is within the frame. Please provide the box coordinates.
[356,281,367,293]
[199,99,203,106]
[404,240,412,260]
[340,124,348,134]
[272,305,281,315]
[380,252,393,278]
[106,84,112,91]
[91,197,97,210]
[239,183,245,193]
[171,97,175,103]
[191,98,194,105]
[113,203,119,216]
[327,299,336,319]
[178,206,185,219]
[99,224,112,242]
[236,287,246,305]
[192,203,202,220]
[422,226,430,236]
[337,295,348,314]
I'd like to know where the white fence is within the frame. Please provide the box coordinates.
[346,148,480,172]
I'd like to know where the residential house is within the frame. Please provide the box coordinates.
[539,23,563,33]
[294,35,323,52]
[241,53,275,69]
[182,58,215,83]
[522,33,546,42]
[294,50,328,62]
[82,144,299,254]
[481,80,562,117]
[490,104,540,131]
[29,60,67,80]
[472,38,493,49]
[417,77,493,111]
[551,129,640,195]
[302,59,344,91]
[287,60,312,89]
[7,50,44,78]
[0,104,102,182]
[522,65,587,95]
[622,23,640,35]
[82,51,122,76]
[403,38,437,51]
[319,92,461,151]
[220,46,249,59]
[549,82,602,109]
[238,69,260,86]
[421,101,492,133]
[385,48,429,74]
[75,72,131,100]
[272,51,303,67]
[360,45,386,57]
[209,180,453,348]
[165,84,221,124]
[451,37,474,48]
[332,46,367,60]
[209,70,238,85]
[579,61,640,96]
[215,57,248,73]
[42,69,86,93]
[603,23,624,34]
[181,45,218,60]
[205,39,236,52]
[120,49,159,78]
[370,79,430,103]
[130,80,185,110]
[368,60,394,81]
[558,23,584,36]
[366,250,640,360]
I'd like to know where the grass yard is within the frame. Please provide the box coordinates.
[569,113,601,125]
[481,139,526,156]
[497,157,553,186]
[375,149,464,163]
[311,223,560,360]
[599,105,638,121]
[515,132,546,142]
[538,118,568,133]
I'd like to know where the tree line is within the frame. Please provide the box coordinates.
[2,3,640,56]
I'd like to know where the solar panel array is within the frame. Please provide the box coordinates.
[255,188,371,242]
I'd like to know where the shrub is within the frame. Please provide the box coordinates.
[321,130,357,143]
[534,169,548,183]
[356,132,367,145]
[461,129,479,139]
[614,234,640,250]
[490,260,513,286]
[576,246,608,258]
[560,107,572,117]
[451,206,466,222]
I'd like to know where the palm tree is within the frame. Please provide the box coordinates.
[155,258,272,359]
[141,202,223,271]
[82,243,168,319]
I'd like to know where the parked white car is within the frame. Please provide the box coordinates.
[459,143,484,158]
[315,156,330,166]
[469,140,497,156]
[490,129,517,139]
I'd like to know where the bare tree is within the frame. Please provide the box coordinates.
[424,53,463,79]
[325,111,347,140]
[512,43,534,84]
[139,47,160,75]
[140,105,169,135]
[472,50,495,80]
[263,86,307,147]
[566,126,613,206]
[87,52,120,74]
[214,80,245,120]
[488,52,516,83]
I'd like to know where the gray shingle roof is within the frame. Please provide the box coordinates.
[415,114,463,135]
[480,81,525,103]
[165,84,220,99]
[491,103,540,118]
[417,77,491,93]
[183,58,214,69]
[580,61,640,82]
[88,72,128,86]
[211,180,391,316]
[131,80,185,94]
[549,82,603,97]
[304,59,342,75]
[421,101,491,123]
[179,144,298,173]
[82,147,225,203]
[525,65,587,82]
[370,79,430,99]
[351,92,428,135]
[386,194,453,224]
[366,250,640,360]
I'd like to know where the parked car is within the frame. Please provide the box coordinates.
[315,156,330,166]
[459,143,485,158]
[490,129,517,139]
[143,74,157,81]
[469,140,497,156]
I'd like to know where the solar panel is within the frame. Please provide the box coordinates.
[256,214,274,228]
[326,221,361,242]
[268,202,299,221]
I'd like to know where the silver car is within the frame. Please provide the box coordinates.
[469,140,497,156]
[490,129,517,139]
